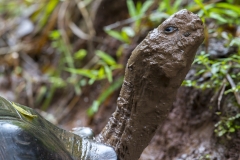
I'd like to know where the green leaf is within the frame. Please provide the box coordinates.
[87,101,100,116]
[217,129,227,137]
[229,127,235,132]
[235,125,240,129]
[122,27,135,37]
[104,65,113,82]
[97,67,105,79]
[158,1,166,12]
[209,12,227,23]
[215,3,240,15]
[65,68,97,79]
[105,29,127,43]
[38,0,59,31]
[149,12,169,22]
[136,1,142,15]
[173,0,182,13]
[50,30,61,40]
[96,50,116,66]
[74,49,87,60]
[140,0,154,15]
[127,0,137,17]
[163,0,171,12]
[88,78,95,85]
[49,77,66,88]
[225,120,232,128]
[194,0,208,16]
[181,80,197,87]
[223,9,239,18]
[87,77,123,116]
[80,79,87,86]
[120,31,130,44]
[230,37,240,47]
[110,64,123,70]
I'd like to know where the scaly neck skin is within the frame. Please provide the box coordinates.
[97,9,204,160]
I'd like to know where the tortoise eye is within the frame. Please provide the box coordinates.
[164,26,178,34]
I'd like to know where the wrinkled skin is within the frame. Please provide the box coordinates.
[97,9,204,160]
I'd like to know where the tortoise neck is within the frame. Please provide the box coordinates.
[97,40,186,160]
[97,9,204,159]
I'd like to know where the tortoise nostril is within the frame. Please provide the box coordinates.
[183,32,191,37]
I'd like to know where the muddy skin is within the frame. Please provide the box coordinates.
[97,9,204,160]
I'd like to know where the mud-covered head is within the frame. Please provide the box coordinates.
[139,9,204,78]
[159,9,204,50]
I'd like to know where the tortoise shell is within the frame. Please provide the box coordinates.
[0,96,117,160]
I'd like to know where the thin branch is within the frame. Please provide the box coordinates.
[69,21,91,40]
[75,0,95,37]
[218,79,226,110]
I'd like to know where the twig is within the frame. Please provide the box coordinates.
[69,21,91,40]
[58,1,71,52]
[104,18,135,31]
[75,0,95,37]
[75,0,96,56]
[0,44,32,55]
[217,79,226,110]
[68,22,105,43]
